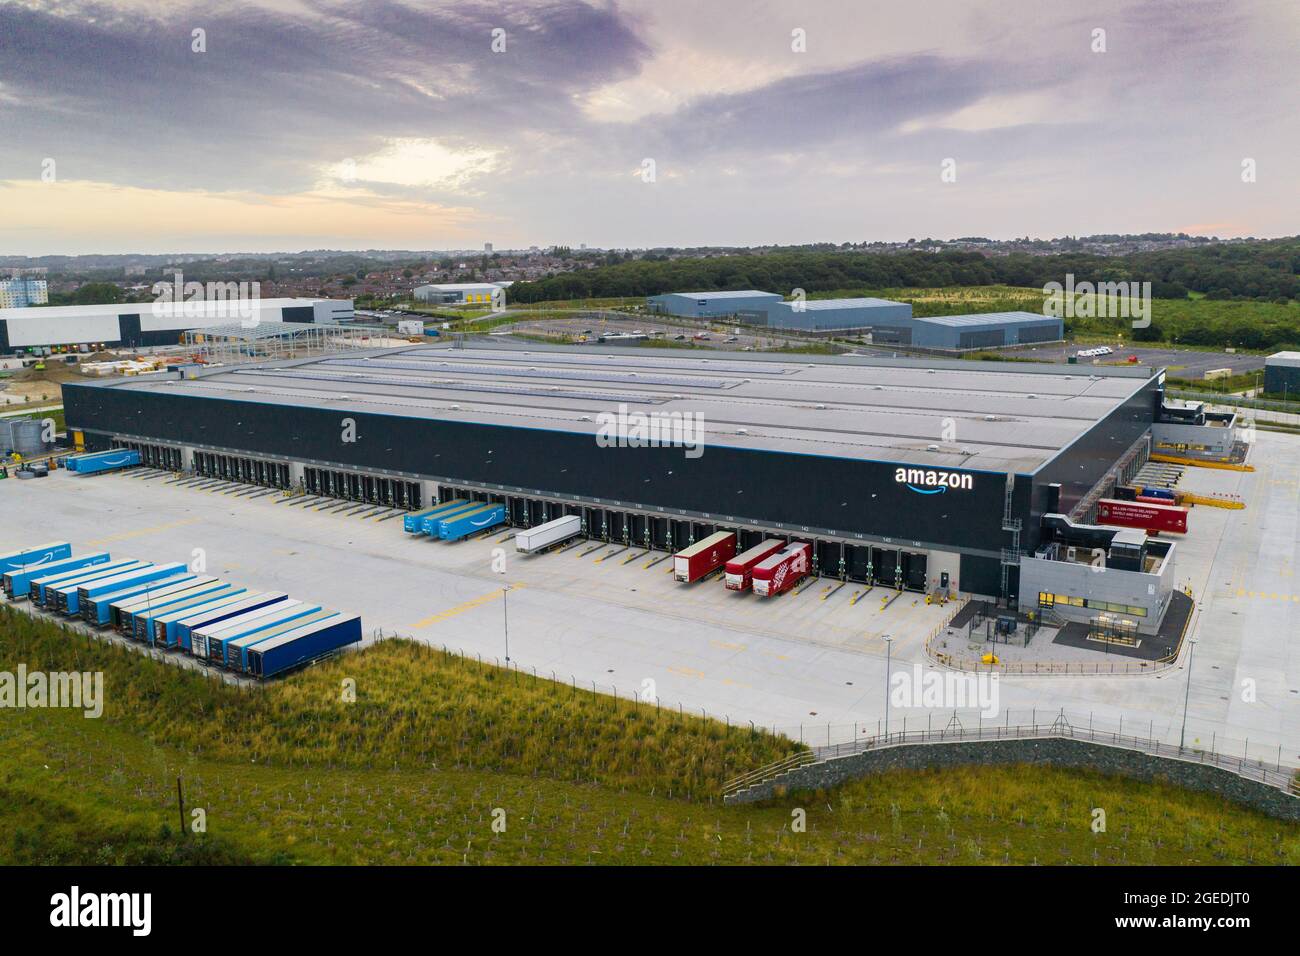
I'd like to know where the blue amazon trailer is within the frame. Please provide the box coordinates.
[404,498,469,534]
[247,613,362,679]
[191,597,296,661]
[419,500,482,536]
[34,559,142,607]
[109,576,222,633]
[49,561,152,614]
[150,590,257,649]
[78,564,189,625]
[209,603,320,666]
[125,582,241,640]
[0,541,72,575]
[4,551,110,600]
[438,503,506,541]
[225,608,338,672]
[64,449,141,474]
[158,591,284,650]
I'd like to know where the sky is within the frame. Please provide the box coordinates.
[0,0,1296,255]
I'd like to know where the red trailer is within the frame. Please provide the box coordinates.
[672,531,737,583]
[724,539,786,591]
[752,542,812,597]
[1096,498,1187,534]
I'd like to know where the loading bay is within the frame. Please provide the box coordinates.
[1,430,1296,762]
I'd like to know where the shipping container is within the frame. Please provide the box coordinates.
[0,541,71,575]
[4,551,109,600]
[246,613,363,680]
[151,590,265,649]
[724,538,786,591]
[514,514,582,553]
[31,559,142,606]
[1096,498,1188,535]
[64,449,141,474]
[404,498,468,534]
[109,576,221,633]
[419,500,482,536]
[672,531,737,583]
[438,503,506,541]
[752,542,813,597]
[192,597,299,661]
[51,560,154,615]
[130,584,244,641]
[78,564,189,624]
[226,608,337,672]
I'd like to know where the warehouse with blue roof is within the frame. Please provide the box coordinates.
[646,291,1061,347]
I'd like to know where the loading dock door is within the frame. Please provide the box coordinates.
[628,514,648,547]
[902,551,928,592]
[670,520,692,551]
[528,499,546,526]
[872,548,898,587]
[845,545,871,583]
[816,541,843,579]
[650,517,670,551]
[609,512,628,543]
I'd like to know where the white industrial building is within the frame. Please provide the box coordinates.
[0,298,353,355]
[413,282,510,305]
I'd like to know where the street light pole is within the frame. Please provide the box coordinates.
[883,635,893,738]
[1179,638,1198,752]
[502,584,511,663]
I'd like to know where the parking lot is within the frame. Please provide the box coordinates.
[1,436,1294,759]
[1011,343,1266,379]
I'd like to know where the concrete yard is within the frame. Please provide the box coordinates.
[1,432,1296,764]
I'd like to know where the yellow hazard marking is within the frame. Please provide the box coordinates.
[668,664,705,679]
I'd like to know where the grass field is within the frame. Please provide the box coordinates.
[2,607,1296,865]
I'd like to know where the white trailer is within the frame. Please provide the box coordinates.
[514,514,582,553]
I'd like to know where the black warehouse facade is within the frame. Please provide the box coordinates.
[64,344,1163,603]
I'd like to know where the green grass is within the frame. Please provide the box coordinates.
[2,607,1296,865]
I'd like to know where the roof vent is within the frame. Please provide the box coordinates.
[926,369,936,374]
[580,415,592,422]
[450,404,461,410]
[926,443,940,451]
[815,403,826,410]
[1027,394,1037,399]
[736,428,749,435]
[984,415,997,421]
[873,385,884,390]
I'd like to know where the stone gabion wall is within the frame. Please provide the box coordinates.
[726,737,1299,821]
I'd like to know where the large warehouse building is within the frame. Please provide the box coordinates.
[646,290,1061,345]
[0,297,353,355]
[65,343,1172,608]
[1264,351,1300,396]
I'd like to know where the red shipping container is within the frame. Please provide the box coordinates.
[752,543,812,597]
[724,539,786,591]
[1096,498,1187,534]
[672,531,737,583]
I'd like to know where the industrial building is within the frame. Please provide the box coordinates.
[1264,351,1300,397]
[413,282,510,305]
[64,341,1216,630]
[646,290,1061,345]
[0,298,353,355]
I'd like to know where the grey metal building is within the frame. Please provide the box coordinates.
[1264,351,1300,396]
[646,290,782,319]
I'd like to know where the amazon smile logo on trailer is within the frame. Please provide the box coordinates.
[895,467,973,494]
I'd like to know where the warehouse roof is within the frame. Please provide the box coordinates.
[912,311,1060,327]
[1265,351,1300,367]
[655,290,781,300]
[0,298,334,322]
[778,297,903,310]
[86,343,1155,474]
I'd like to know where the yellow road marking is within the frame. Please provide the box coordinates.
[409,584,523,630]
[86,517,202,547]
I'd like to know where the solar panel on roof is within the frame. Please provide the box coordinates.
[319,357,739,389]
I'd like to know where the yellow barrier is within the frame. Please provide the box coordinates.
[1149,453,1254,472]
[1180,492,1246,510]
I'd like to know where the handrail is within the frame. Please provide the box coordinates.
[722,750,815,796]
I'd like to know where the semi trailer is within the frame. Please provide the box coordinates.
[672,531,737,583]
[32,559,142,607]
[0,541,72,575]
[225,608,338,672]
[78,564,190,625]
[108,576,221,633]
[64,449,142,475]
[724,539,785,591]
[53,561,155,615]
[128,584,244,641]
[245,613,362,680]
[420,500,483,536]
[752,542,812,597]
[404,498,468,534]
[438,503,506,541]
[208,603,320,666]
[1096,498,1188,535]
[189,598,299,665]
[153,591,276,650]
[514,514,582,553]
[4,551,109,600]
